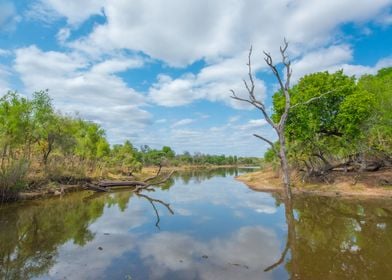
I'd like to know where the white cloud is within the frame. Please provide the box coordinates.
[5,0,392,156]
[292,45,392,80]
[90,56,144,74]
[238,119,268,131]
[66,0,391,66]
[0,64,11,93]
[14,45,151,144]
[56,27,71,43]
[148,52,267,108]
[229,116,241,123]
[0,1,21,32]
[291,45,353,81]
[137,117,276,156]
[171,118,195,128]
[0,48,11,56]
[332,57,392,77]
[27,0,104,25]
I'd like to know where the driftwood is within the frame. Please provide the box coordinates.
[83,165,174,193]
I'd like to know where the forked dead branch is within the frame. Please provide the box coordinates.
[84,164,174,193]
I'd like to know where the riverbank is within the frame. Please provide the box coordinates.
[236,168,392,200]
[11,165,251,201]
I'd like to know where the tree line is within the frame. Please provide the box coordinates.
[0,91,259,198]
[264,67,391,180]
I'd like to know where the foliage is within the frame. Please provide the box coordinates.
[358,67,392,156]
[0,90,258,197]
[266,68,391,174]
[138,147,260,167]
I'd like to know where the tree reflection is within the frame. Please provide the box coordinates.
[0,193,106,279]
[174,167,252,185]
[267,195,392,279]
[0,189,174,279]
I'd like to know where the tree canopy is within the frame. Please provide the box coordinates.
[266,67,391,175]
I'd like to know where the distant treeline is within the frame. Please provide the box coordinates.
[0,91,259,197]
[137,145,260,166]
[265,67,391,178]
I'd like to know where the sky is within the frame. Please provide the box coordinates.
[0,0,391,157]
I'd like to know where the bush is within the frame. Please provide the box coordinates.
[0,159,29,201]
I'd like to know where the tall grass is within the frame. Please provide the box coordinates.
[0,159,29,202]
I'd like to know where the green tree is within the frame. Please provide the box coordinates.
[272,70,376,173]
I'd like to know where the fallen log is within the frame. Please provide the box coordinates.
[98,181,147,187]
[84,165,174,193]
[84,183,109,192]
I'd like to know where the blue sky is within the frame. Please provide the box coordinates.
[0,0,391,156]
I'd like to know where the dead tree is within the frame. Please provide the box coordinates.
[231,39,293,200]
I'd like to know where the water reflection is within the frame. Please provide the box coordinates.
[0,168,391,279]
[284,196,392,279]
[0,192,108,279]
[173,167,252,185]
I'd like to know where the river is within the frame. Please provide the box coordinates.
[0,168,391,279]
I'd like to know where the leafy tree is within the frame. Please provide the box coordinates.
[272,70,377,173]
[358,67,392,157]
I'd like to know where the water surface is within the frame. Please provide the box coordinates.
[1,168,392,279]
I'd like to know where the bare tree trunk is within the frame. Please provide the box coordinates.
[279,133,292,200]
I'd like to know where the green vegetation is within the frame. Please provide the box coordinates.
[138,147,260,167]
[0,90,258,200]
[267,67,392,179]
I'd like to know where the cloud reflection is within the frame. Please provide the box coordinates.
[139,226,281,280]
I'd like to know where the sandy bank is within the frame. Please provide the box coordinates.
[236,168,392,200]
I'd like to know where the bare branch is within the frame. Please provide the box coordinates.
[253,133,275,148]
[144,164,162,183]
[291,90,335,109]
[246,46,256,100]
[253,134,280,157]
[263,51,285,91]
[276,40,292,130]
[147,170,174,187]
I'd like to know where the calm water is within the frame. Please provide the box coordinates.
[1,168,392,280]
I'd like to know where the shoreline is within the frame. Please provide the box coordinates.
[236,168,392,200]
[11,165,253,202]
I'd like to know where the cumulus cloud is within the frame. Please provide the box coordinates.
[148,53,267,108]
[5,0,392,155]
[292,45,392,80]
[291,45,353,81]
[14,45,151,144]
[65,0,391,66]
